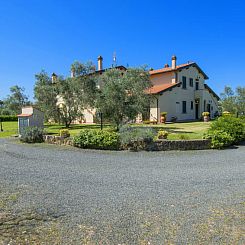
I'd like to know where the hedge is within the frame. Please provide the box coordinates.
[0,115,18,121]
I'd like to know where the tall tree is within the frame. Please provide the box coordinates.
[4,85,30,115]
[70,61,96,77]
[236,86,245,116]
[34,71,60,122]
[34,62,97,127]
[56,62,98,127]
[56,77,83,127]
[220,86,245,116]
[96,68,152,129]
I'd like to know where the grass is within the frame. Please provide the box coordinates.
[132,121,211,140]
[0,121,211,140]
[0,121,18,138]
[44,123,113,136]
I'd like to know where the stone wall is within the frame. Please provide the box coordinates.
[43,135,73,146]
[147,139,211,151]
[43,135,211,151]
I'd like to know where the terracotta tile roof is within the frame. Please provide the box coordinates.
[17,114,32,117]
[149,63,194,75]
[149,62,209,79]
[147,82,181,94]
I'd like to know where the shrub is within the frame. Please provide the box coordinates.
[157,130,168,139]
[204,130,234,149]
[203,116,245,148]
[208,116,245,144]
[202,111,210,117]
[60,129,70,138]
[222,111,231,116]
[160,112,167,117]
[119,125,155,150]
[0,115,18,122]
[20,127,44,143]
[73,129,119,150]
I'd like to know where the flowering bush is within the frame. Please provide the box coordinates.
[222,111,231,116]
[202,112,210,117]
[59,129,70,138]
[157,130,168,139]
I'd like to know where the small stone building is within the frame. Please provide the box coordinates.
[18,106,44,135]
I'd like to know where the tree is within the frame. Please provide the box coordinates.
[34,62,97,127]
[70,61,96,77]
[96,68,152,129]
[4,85,30,115]
[236,86,245,116]
[56,77,83,128]
[54,62,98,127]
[220,86,245,116]
[34,71,60,122]
[70,61,97,108]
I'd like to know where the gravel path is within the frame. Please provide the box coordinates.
[0,138,244,244]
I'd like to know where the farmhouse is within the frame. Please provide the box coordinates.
[148,56,219,122]
[57,55,219,123]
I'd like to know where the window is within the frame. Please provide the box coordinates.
[195,82,199,90]
[182,76,187,89]
[191,101,193,110]
[182,101,187,113]
[189,78,193,87]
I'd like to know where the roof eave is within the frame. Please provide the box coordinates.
[148,82,181,95]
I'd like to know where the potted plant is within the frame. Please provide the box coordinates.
[157,130,169,139]
[60,129,70,138]
[160,112,167,123]
[222,111,231,116]
[202,112,210,122]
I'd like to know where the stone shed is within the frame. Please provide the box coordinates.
[18,106,44,135]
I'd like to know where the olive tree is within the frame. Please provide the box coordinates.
[96,68,152,129]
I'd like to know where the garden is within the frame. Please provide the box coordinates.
[0,120,210,140]
[1,115,244,150]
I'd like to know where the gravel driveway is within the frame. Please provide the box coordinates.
[0,138,244,244]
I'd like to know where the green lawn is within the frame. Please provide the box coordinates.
[132,121,211,140]
[44,123,112,136]
[0,121,18,138]
[0,121,211,140]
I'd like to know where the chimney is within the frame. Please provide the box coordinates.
[164,64,169,68]
[97,55,103,71]
[51,73,57,83]
[172,55,177,69]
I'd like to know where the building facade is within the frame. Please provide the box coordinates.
[56,55,219,124]
[148,56,219,122]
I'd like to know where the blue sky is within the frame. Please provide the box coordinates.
[0,0,245,100]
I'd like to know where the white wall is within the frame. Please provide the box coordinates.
[82,108,96,124]
[22,107,34,115]
[150,97,160,122]
[203,89,219,118]
[154,66,218,121]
